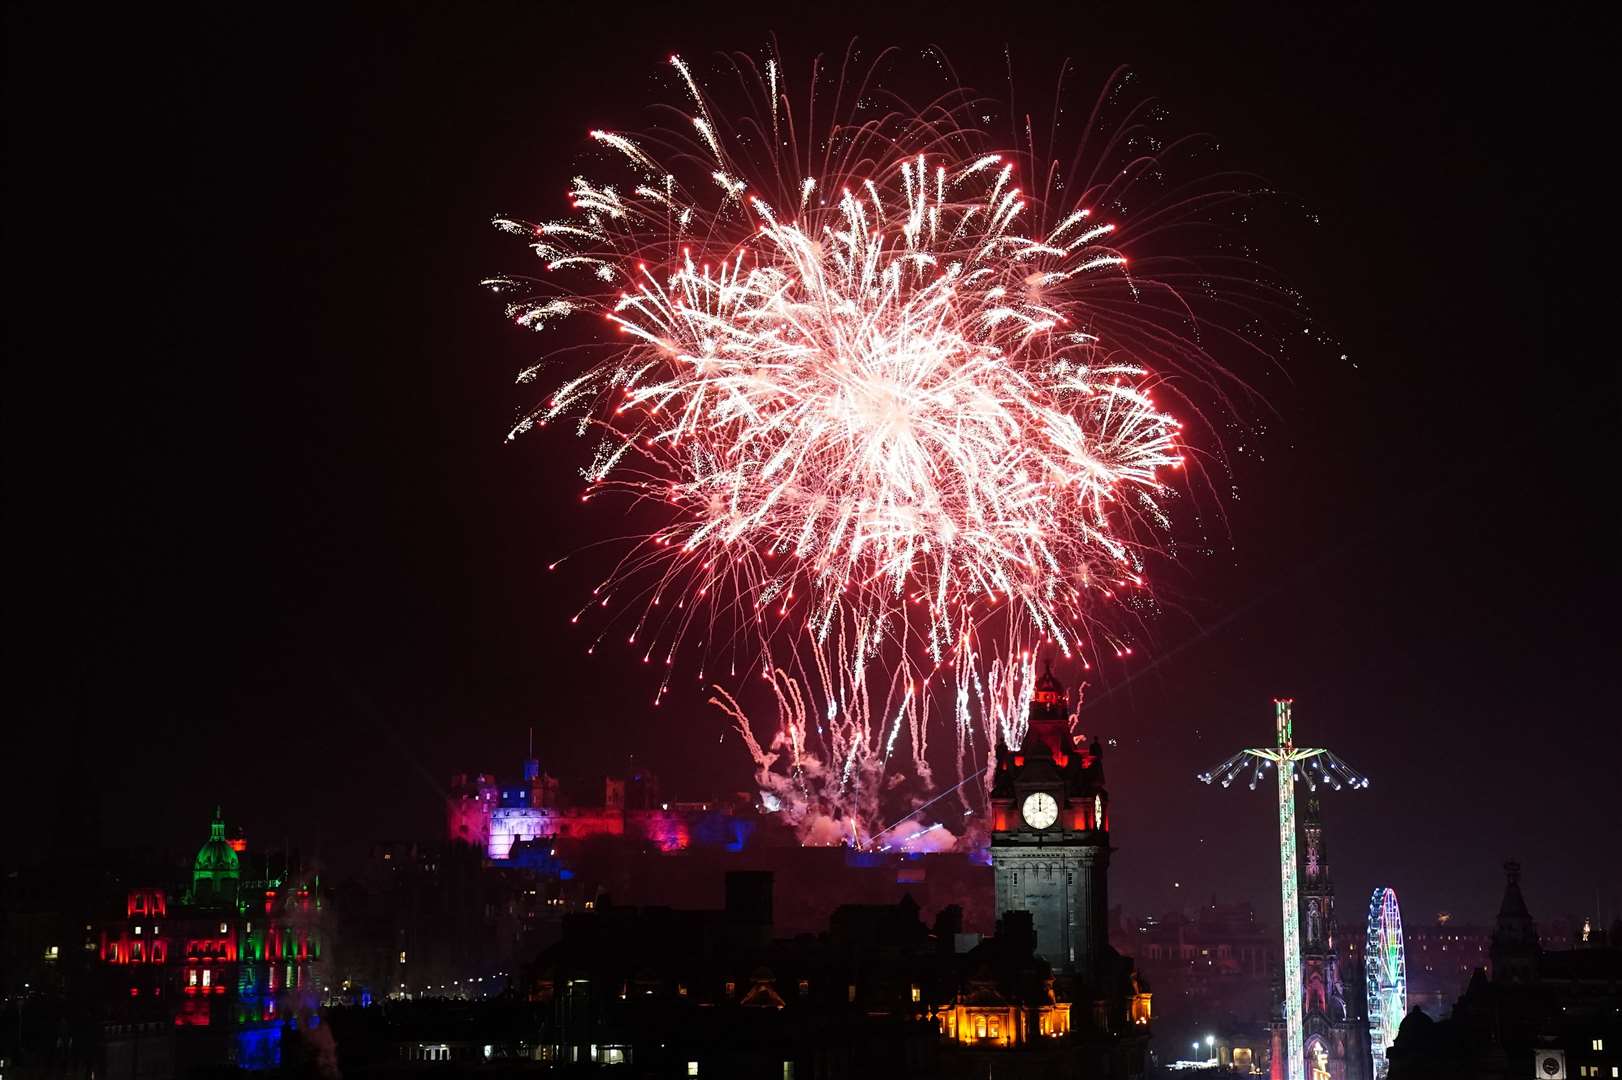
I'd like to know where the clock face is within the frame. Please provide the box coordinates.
[1021,792,1059,830]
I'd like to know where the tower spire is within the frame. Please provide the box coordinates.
[1491,859,1539,982]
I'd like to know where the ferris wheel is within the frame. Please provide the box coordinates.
[1365,887,1409,1078]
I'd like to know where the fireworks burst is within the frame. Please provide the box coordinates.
[489,49,1258,843]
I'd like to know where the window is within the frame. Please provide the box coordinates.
[135,925,143,935]
[910,984,921,1003]
[201,969,211,988]
[989,1017,1000,1038]
[975,1016,987,1038]
[220,922,228,934]
[687,1063,699,1077]
[847,984,857,1003]
[724,980,736,996]
[1594,1039,1605,1051]
[783,1064,794,1080]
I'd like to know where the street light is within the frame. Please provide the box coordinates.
[1206,1035,1216,1062]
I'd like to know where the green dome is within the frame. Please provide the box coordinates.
[194,807,240,879]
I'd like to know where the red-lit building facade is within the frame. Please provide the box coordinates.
[99,809,327,1072]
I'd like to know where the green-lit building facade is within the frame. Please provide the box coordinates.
[100,808,327,1072]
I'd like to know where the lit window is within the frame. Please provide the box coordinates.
[910,984,921,1003]
[220,922,228,934]
[975,1016,987,1038]
[989,1017,1000,1038]
[202,969,211,987]
[1594,1039,1605,1051]
[189,969,198,986]
[688,1063,699,1077]
[847,984,857,1003]
[135,925,142,935]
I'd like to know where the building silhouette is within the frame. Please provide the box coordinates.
[1386,861,1622,1080]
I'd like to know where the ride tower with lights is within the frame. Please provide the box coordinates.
[1198,700,1369,1080]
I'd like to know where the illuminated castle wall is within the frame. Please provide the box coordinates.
[449,755,751,860]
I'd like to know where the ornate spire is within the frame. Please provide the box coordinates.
[1032,657,1065,708]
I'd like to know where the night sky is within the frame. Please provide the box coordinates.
[8,3,1615,930]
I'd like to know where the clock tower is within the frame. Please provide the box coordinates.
[989,663,1112,979]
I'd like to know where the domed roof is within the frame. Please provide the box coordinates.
[194,807,240,877]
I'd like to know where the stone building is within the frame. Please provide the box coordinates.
[987,663,1153,1076]
[1385,861,1622,1080]
[1294,796,1369,1080]
[98,809,328,1075]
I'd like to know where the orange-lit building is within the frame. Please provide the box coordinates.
[940,967,1072,1046]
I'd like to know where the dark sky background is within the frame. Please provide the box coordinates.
[8,3,1616,930]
